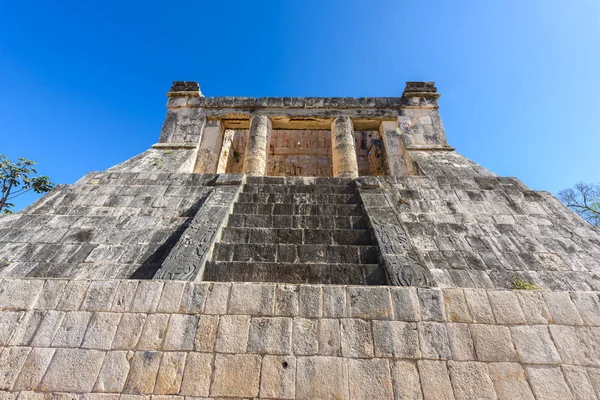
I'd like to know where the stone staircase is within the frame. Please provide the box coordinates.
[204,176,385,284]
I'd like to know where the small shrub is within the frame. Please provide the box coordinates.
[511,275,539,290]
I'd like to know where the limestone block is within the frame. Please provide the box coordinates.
[81,312,121,350]
[123,351,162,394]
[214,315,249,353]
[525,366,574,400]
[0,279,43,310]
[543,291,584,325]
[94,351,131,393]
[372,320,419,358]
[318,318,342,356]
[9,311,43,346]
[562,365,597,400]
[228,283,274,316]
[153,352,186,395]
[446,323,476,361]
[510,325,560,364]
[390,360,423,400]
[487,362,534,400]
[0,347,31,390]
[447,361,497,400]
[298,285,322,318]
[15,392,43,400]
[13,348,55,391]
[390,287,420,321]
[57,280,90,311]
[179,352,212,397]
[34,280,68,309]
[111,313,146,350]
[571,292,600,326]
[418,322,451,360]
[163,314,198,351]
[417,288,445,321]
[194,315,219,352]
[130,282,164,313]
[347,287,392,319]
[247,317,292,355]
[0,311,23,345]
[136,314,170,350]
[292,317,318,355]
[470,324,517,362]
[179,283,208,314]
[51,311,92,347]
[40,348,104,393]
[275,285,299,317]
[81,281,117,311]
[341,318,373,358]
[110,281,139,312]
[203,283,230,315]
[260,355,296,399]
[442,289,471,323]
[549,325,589,365]
[210,354,261,398]
[586,367,600,398]
[155,282,186,313]
[323,286,346,318]
[347,358,393,399]
[487,291,526,324]
[516,291,551,324]
[295,356,349,399]
[417,360,454,400]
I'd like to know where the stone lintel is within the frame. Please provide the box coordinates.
[405,145,455,151]
[151,143,199,150]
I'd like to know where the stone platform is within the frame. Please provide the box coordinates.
[2,278,600,399]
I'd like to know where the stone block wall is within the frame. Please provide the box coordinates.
[1,278,600,399]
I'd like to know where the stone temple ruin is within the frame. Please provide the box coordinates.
[1,81,600,399]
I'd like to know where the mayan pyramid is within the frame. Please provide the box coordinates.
[1,81,599,399]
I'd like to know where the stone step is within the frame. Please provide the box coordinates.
[245,176,355,186]
[226,214,369,230]
[203,261,385,285]
[220,227,374,246]
[242,184,355,195]
[232,203,363,216]
[236,192,361,204]
[213,243,379,264]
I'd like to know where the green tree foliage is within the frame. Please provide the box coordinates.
[0,155,55,214]
[558,182,600,226]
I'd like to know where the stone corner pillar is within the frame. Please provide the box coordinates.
[194,119,225,174]
[399,81,452,150]
[158,81,206,144]
[331,116,359,178]
[243,115,271,176]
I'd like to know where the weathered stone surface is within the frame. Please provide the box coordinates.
[510,325,560,364]
[571,292,600,326]
[214,314,249,353]
[487,291,526,324]
[123,351,162,394]
[390,287,420,321]
[463,289,495,324]
[373,320,419,358]
[470,324,517,362]
[543,291,584,325]
[260,355,296,399]
[154,351,186,394]
[517,291,551,324]
[487,362,535,400]
[40,349,104,392]
[81,280,117,311]
[447,361,497,400]
[57,280,89,311]
[82,312,121,350]
[347,358,393,399]
[35,280,68,309]
[275,284,299,317]
[296,356,349,399]
[525,366,573,400]
[0,279,43,310]
[112,313,146,349]
[179,352,212,397]
[130,282,163,313]
[418,289,445,321]
[111,281,138,312]
[298,285,322,318]
[418,360,454,400]
[347,287,392,319]
[442,289,471,323]
[292,317,318,355]
[446,323,475,361]
[341,318,374,357]
[51,311,92,347]
[0,311,22,345]
[390,360,423,399]
[247,317,292,354]
[0,347,31,390]
[94,351,131,393]
[155,282,186,313]
[163,314,198,350]
[136,314,169,350]
[228,283,274,316]
[13,348,55,391]
[562,365,597,400]
[203,283,230,315]
[418,322,451,360]
[194,315,219,352]
[9,311,43,346]
[210,354,261,398]
[323,286,345,318]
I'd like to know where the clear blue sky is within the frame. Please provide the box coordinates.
[1,0,599,211]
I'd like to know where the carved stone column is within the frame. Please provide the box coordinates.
[331,117,359,178]
[243,115,271,176]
